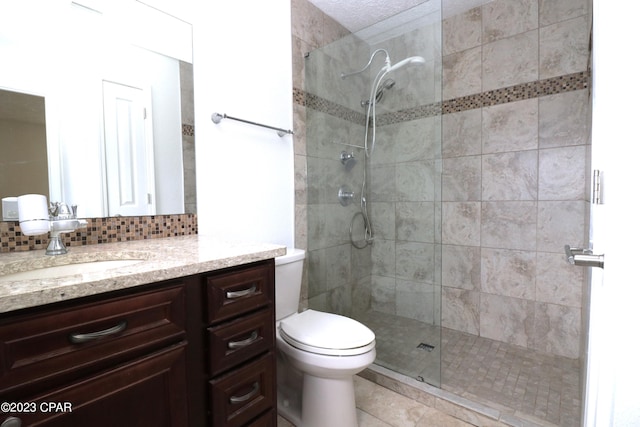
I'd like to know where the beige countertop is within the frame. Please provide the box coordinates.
[0,235,286,314]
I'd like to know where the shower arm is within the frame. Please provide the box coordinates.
[341,48,390,79]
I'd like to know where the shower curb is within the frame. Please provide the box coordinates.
[360,364,562,427]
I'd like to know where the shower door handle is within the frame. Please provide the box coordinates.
[564,245,604,269]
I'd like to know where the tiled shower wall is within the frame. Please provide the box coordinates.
[294,0,590,359]
[439,0,590,359]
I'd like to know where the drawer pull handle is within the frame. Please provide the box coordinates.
[228,331,259,349]
[69,320,128,344]
[226,284,257,299]
[229,382,260,404]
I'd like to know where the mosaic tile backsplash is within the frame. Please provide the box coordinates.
[0,214,197,253]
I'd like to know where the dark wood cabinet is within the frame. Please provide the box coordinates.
[204,261,277,427]
[5,344,188,427]
[0,259,277,427]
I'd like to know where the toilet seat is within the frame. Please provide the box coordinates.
[278,309,375,356]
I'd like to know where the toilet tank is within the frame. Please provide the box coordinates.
[275,248,305,321]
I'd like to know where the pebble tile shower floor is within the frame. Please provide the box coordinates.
[354,311,581,427]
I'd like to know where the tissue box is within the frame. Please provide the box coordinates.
[2,197,19,221]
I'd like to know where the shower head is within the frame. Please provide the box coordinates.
[386,56,426,73]
[378,78,396,96]
[361,78,396,107]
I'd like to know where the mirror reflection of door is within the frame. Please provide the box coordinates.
[102,81,156,216]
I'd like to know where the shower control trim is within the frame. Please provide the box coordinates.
[340,151,355,165]
[338,186,355,206]
[564,245,604,269]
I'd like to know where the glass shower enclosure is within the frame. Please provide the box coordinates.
[304,2,443,386]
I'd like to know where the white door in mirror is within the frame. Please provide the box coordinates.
[102,81,156,216]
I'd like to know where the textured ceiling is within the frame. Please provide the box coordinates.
[308,0,493,33]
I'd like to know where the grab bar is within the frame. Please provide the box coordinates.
[211,113,294,137]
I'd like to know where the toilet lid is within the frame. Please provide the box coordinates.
[279,309,375,356]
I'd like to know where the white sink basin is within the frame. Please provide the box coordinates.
[0,259,145,282]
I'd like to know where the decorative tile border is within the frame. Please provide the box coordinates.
[182,124,195,136]
[297,88,367,126]
[295,71,591,126]
[442,71,590,114]
[0,214,198,253]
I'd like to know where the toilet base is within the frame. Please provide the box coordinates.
[277,384,302,426]
[302,374,358,427]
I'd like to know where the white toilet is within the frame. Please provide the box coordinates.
[275,248,376,427]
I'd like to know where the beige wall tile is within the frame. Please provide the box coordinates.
[442,156,482,202]
[442,287,480,334]
[396,202,436,243]
[539,89,590,148]
[482,30,538,91]
[538,145,587,200]
[534,302,581,358]
[442,245,481,291]
[540,15,590,79]
[536,252,584,307]
[443,7,482,56]
[442,202,481,246]
[443,46,482,99]
[481,151,538,201]
[482,0,538,43]
[481,201,537,250]
[536,201,587,252]
[480,293,535,347]
[481,98,538,153]
[540,0,589,27]
[442,109,482,158]
[481,248,537,300]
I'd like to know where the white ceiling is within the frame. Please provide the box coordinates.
[308,0,493,33]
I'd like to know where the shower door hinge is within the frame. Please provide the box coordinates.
[592,169,603,205]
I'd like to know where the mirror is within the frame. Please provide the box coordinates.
[0,1,195,220]
[0,90,49,217]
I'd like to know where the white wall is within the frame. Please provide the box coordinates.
[192,1,295,248]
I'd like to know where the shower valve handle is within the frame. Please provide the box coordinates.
[338,186,355,206]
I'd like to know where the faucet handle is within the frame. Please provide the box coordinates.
[49,202,60,217]
[56,203,73,219]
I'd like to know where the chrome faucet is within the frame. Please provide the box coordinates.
[46,202,87,255]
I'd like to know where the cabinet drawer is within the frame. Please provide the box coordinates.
[209,352,275,427]
[246,408,277,426]
[0,283,185,396]
[205,261,274,323]
[2,343,188,427]
[208,308,274,376]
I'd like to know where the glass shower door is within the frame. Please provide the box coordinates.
[303,1,443,387]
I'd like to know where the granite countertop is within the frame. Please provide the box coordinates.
[0,235,286,314]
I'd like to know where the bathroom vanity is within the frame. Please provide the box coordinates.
[0,236,285,427]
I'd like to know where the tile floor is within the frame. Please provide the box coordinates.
[354,310,581,427]
[277,375,474,427]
